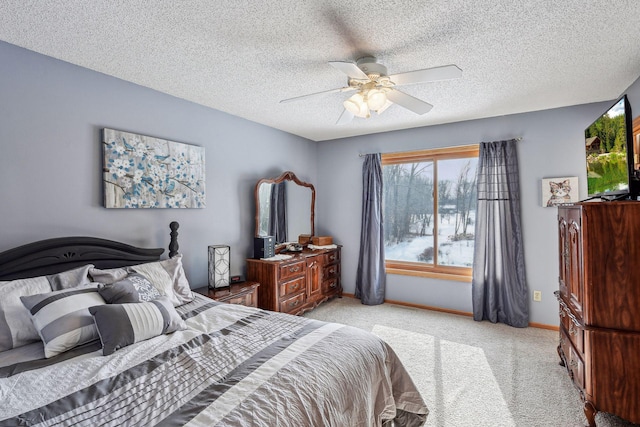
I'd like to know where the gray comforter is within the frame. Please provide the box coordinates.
[0,295,428,426]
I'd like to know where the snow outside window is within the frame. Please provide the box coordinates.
[382,146,478,281]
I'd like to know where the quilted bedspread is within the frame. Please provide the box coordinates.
[0,295,428,426]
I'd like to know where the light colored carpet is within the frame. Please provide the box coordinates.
[303,297,638,427]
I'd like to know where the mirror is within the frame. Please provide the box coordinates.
[255,171,315,244]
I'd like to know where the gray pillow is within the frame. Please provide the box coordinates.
[97,277,139,304]
[47,264,94,291]
[89,296,186,356]
[127,273,162,302]
[97,273,161,304]
[90,255,193,307]
[88,266,128,285]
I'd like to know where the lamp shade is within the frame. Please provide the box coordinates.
[208,245,230,289]
[343,93,370,118]
[367,89,387,111]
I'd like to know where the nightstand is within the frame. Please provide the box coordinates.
[193,281,260,308]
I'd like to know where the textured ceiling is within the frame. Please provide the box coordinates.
[1,1,640,141]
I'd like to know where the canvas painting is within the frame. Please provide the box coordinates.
[102,128,205,208]
[541,177,578,207]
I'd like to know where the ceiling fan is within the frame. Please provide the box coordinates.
[280,56,462,125]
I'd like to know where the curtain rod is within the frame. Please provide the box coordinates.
[358,137,523,157]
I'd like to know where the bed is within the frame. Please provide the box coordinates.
[0,223,428,426]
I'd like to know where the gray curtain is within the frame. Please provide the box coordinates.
[472,139,529,327]
[355,153,386,305]
[268,182,287,243]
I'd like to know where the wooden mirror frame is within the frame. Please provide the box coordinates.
[254,171,315,240]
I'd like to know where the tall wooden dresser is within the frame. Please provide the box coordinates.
[555,202,640,426]
[246,247,341,315]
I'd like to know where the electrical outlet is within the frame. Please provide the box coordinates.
[533,290,542,302]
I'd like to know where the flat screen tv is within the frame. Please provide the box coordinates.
[584,95,638,199]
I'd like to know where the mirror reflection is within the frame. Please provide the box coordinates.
[255,171,315,244]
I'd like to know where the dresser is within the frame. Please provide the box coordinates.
[555,202,640,426]
[246,247,341,315]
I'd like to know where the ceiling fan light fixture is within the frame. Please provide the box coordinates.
[344,93,370,118]
[367,89,387,111]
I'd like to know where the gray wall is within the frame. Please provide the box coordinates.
[3,39,639,327]
[316,81,640,326]
[0,41,317,288]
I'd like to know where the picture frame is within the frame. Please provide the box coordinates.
[541,176,579,207]
[102,128,205,208]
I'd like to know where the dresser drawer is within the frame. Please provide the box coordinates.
[225,292,256,307]
[279,276,305,298]
[322,250,340,265]
[323,262,340,279]
[322,277,340,292]
[278,260,306,281]
[568,341,585,391]
[559,299,584,354]
[193,282,259,308]
[567,318,584,355]
[560,328,585,391]
[280,292,305,314]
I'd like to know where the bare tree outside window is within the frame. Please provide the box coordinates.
[437,158,478,267]
[382,146,478,280]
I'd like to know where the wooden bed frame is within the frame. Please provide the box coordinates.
[0,222,180,281]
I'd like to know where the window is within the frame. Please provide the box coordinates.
[382,145,479,281]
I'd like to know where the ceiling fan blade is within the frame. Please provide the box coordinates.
[376,100,393,115]
[280,87,355,104]
[336,109,354,125]
[385,89,433,115]
[329,61,369,80]
[389,65,462,86]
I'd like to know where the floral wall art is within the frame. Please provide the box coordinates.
[102,128,205,208]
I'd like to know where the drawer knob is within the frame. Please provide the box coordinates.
[329,281,337,288]
[289,266,300,272]
[329,255,336,260]
[329,268,335,274]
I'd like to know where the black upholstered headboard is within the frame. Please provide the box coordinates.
[0,222,180,281]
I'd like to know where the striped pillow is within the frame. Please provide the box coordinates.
[20,285,105,358]
[89,296,186,356]
[0,265,94,352]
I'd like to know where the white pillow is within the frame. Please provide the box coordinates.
[130,255,193,306]
[0,277,51,352]
[20,285,105,358]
